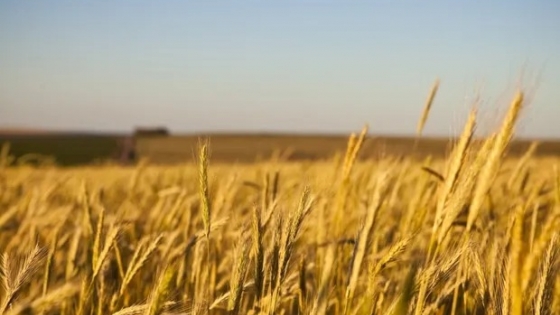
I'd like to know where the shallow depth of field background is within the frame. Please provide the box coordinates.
[2,1,560,315]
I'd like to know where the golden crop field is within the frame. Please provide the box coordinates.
[1,90,559,315]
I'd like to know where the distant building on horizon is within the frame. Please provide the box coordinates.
[117,127,170,164]
[133,127,170,137]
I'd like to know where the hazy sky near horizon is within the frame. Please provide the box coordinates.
[1,1,559,138]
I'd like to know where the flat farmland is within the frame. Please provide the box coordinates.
[3,132,560,167]
[136,133,560,164]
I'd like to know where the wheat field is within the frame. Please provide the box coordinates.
[1,90,559,315]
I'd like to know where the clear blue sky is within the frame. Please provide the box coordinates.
[1,0,559,138]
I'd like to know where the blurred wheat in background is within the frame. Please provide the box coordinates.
[1,86,559,315]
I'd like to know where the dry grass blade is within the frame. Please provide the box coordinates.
[5,282,80,315]
[429,107,476,259]
[0,244,47,314]
[228,238,250,314]
[278,187,314,288]
[251,206,264,300]
[388,264,418,315]
[310,245,336,315]
[416,78,439,136]
[111,301,182,315]
[371,236,412,279]
[345,174,386,312]
[119,234,163,296]
[92,207,105,274]
[420,166,444,183]
[198,139,211,241]
[534,233,559,315]
[93,223,120,280]
[510,205,524,315]
[147,265,175,315]
[467,91,525,232]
